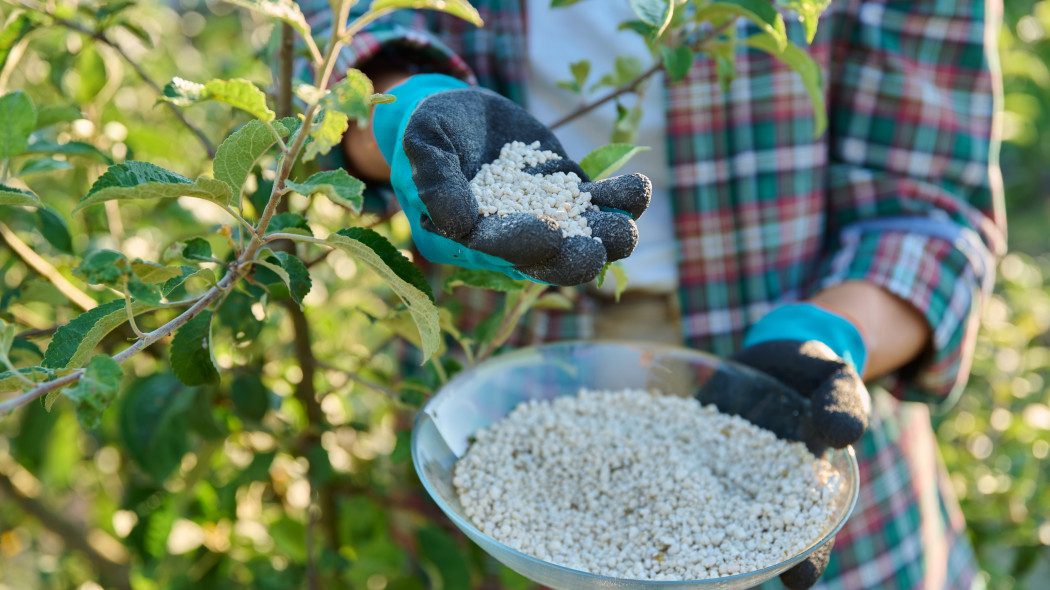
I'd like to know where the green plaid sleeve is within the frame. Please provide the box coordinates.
[819,0,1007,404]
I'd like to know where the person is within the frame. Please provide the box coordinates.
[301,0,1006,588]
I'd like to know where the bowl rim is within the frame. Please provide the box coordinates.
[411,340,862,586]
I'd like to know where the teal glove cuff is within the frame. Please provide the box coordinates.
[742,303,868,375]
[373,74,471,166]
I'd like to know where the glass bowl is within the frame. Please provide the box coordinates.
[411,341,859,590]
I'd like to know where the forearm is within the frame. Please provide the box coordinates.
[810,280,931,381]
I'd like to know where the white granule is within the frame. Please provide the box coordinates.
[469,141,599,239]
[453,389,842,581]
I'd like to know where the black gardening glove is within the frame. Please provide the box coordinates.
[372,74,651,286]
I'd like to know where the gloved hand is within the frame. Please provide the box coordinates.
[372,74,651,286]
[731,303,871,590]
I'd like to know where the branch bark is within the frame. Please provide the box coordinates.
[0,473,133,590]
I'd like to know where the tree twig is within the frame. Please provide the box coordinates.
[549,20,737,130]
[0,472,133,590]
[0,222,97,312]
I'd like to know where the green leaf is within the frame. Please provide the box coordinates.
[579,143,651,181]
[272,251,311,306]
[776,0,830,44]
[182,237,214,261]
[326,228,440,362]
[551,0,589,6]
[591,56,645,92]
[16,157,73,177]
[285,169,364,213]
[160,77,275,121]
[560,60,591,94]
[224,0,312,42]
[0,367,55,393]
[443,268,525,293]
[231,373,269,422]
[119,374,196,482]
[369,0,483,27]
[170,310,219,386]
[35,207,73,254]
[0,184,41,207]
[74,161,234,213]
[61,354,122,429]
[630,0,673,37]
[416,526,471,590]
[76,250,128,285]
[368,93,396,105]
[328,69,374,127]
[33,105,81,130]
[161,266,216,297]
[214,120,286,196]
[23,139,113,164]
[0,13,36,73]
[204,78,275,121]
[43,300,156,370]
[660,44,695,83]
[0,91,36,158]
[301,110,349,162]
[216,289,263,342]
[696,0,788,51]
[744,33,827,137]
[268,212,312,235]
[619,19,658,39]
[130,260,185,284]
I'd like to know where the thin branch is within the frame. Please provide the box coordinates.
[0,221,97,312]
[0,473,133,590]
[317,360,399,400]
[475,282,547,362]
[0,270,235,416]
[548,20,737,130]
[277,23,295,119]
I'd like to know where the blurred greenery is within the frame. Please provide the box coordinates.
[0,0,1047,589]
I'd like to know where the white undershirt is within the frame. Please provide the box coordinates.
[525,0,679,294]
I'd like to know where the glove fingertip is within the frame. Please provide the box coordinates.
[580,173,651,220]
[780,537,834,590]
[518,235,606,286]
[464,214,562,266]
[813,370,870,449]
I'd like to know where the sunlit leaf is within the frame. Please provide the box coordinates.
[214,120,287,196]
[325,228,439,362]
[160,77,275,121]
[74,161,234,213]
[630,0,673,37]
[285,169,364,213]
[328,68,374,127]
[369,0,483,27]
[61,355,122,429]
[0,184,41,207]
[0,90,36,158]
[223,0,312,44]
[776,0,830,43]
[579,143,650,181]
[745,32,827,137]
[301,110,349,162]
[0,12,36,73]
[696,0,788,51]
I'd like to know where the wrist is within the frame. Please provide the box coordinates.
[742,302,868,375]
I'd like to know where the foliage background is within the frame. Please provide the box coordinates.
[0,0,1047,589]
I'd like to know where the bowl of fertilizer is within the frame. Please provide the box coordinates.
[412,341,859,590]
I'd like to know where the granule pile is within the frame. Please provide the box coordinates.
[469,141,599,239]
[453,389,842,581]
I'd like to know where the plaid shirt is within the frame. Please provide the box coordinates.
[303,1,1005,588]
